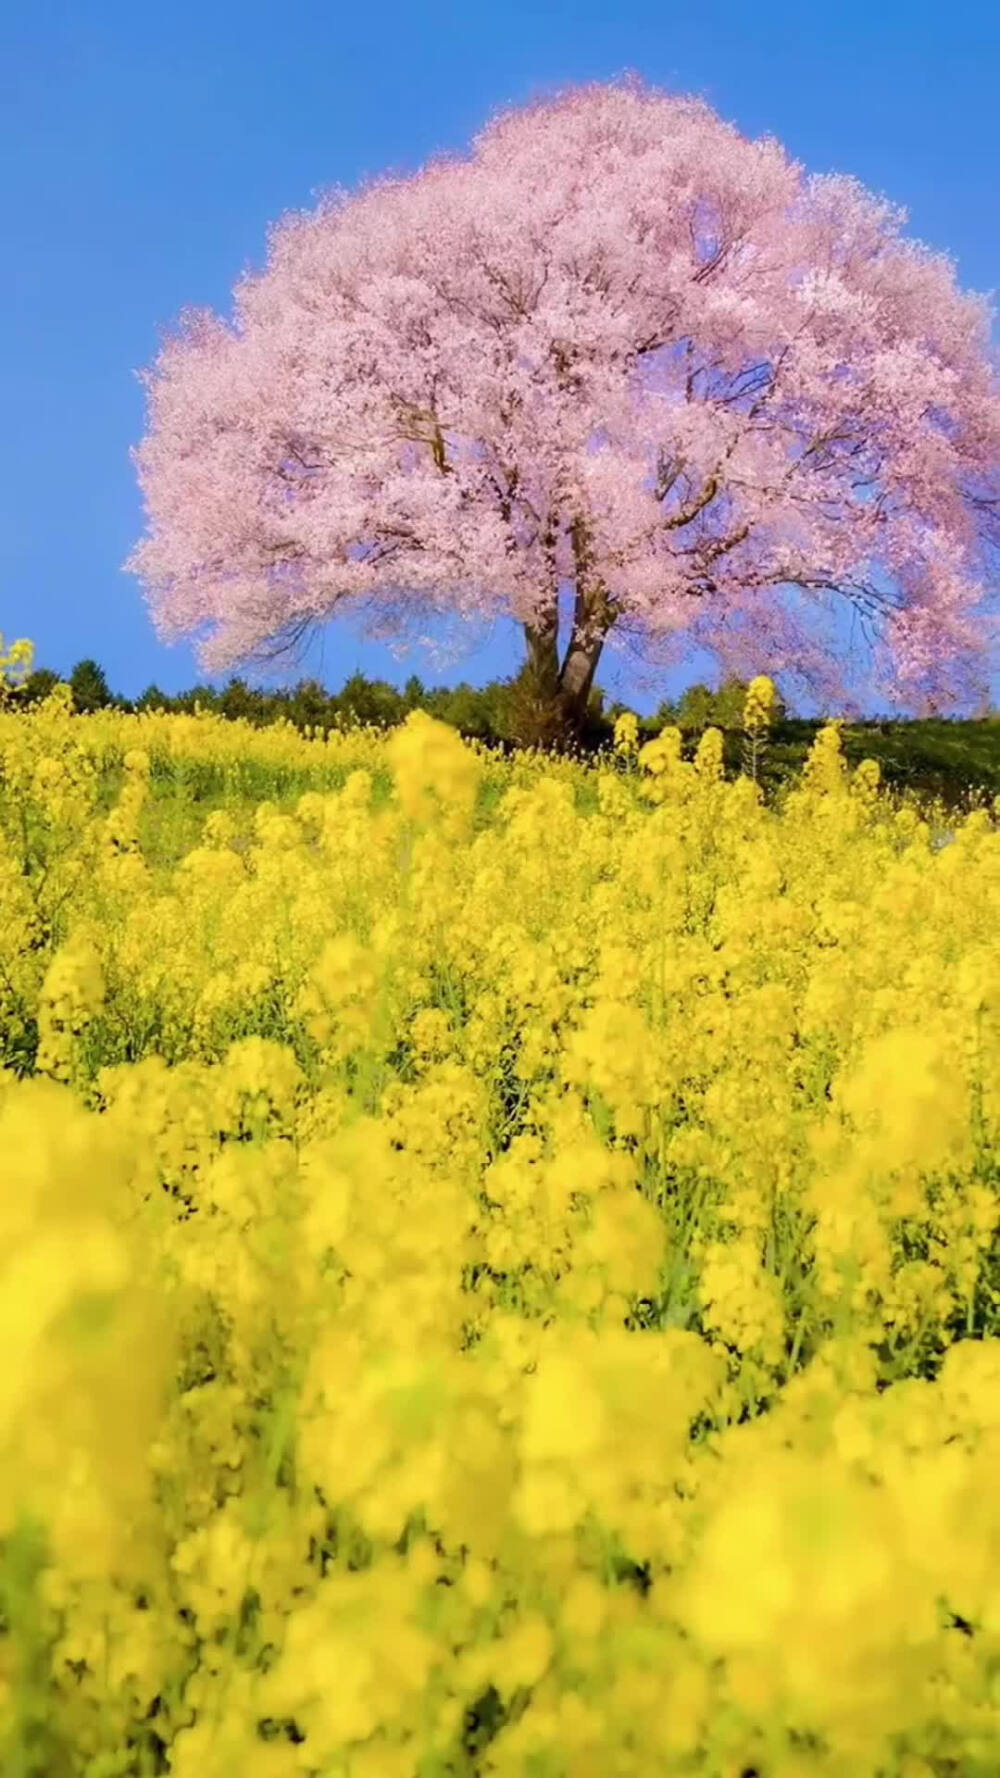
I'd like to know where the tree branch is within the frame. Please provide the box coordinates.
[661,475,720,529]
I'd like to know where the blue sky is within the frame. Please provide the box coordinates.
[3,0,998,714]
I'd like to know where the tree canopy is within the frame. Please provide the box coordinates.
[68,658,113,714]
[127,75,1000,742]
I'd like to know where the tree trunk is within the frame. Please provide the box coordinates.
[519,581,616,751]
[559,590,609,714]
[514,513,619,751]
[523,598,561,702]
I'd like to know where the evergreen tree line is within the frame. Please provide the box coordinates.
[12,656,795,746]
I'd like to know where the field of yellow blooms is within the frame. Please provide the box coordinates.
[1,674,999,1778]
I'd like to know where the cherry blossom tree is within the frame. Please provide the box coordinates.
[126,75,1000,740]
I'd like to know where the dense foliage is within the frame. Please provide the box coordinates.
[1,677,998,1776]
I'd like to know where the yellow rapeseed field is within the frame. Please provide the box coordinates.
[1,672,998,1777]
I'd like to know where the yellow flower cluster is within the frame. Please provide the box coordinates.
[742,674,778,783]
[743,673,778,732]
[0,683,998,1775]
[612,710,639,759]
[0,632,33,702]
